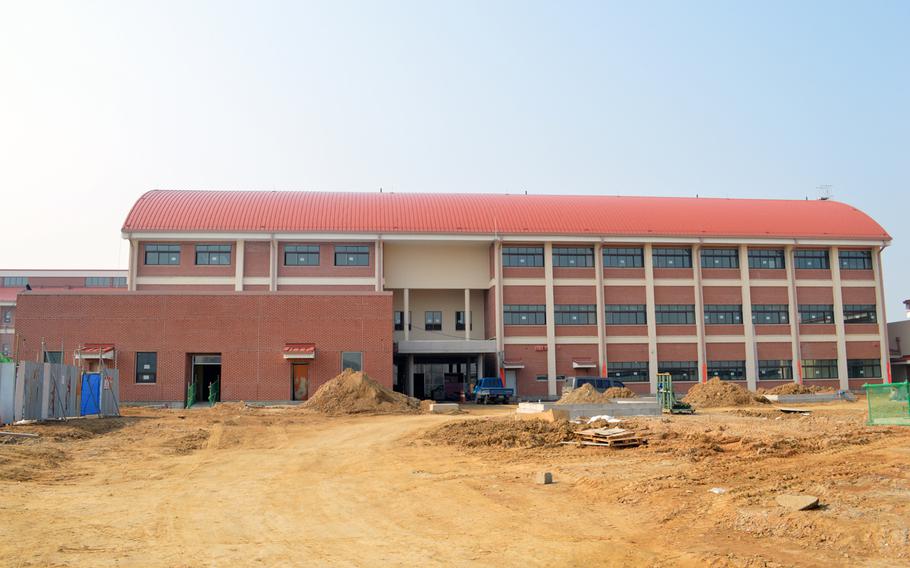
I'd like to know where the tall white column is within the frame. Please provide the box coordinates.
[644,244,659,394]
[543,242,557,397]
[128,239,138,291]
[830,247,850,390]
[594,242,606,376]
[739,245,756,390]
[785,246,802,384]
[693,245,707,384]
[403,288,410,342]
[269,238,277,292]
[464,288,471,340]
[234,240,245,292]
[872,247,891,383]
[375,239,383,291]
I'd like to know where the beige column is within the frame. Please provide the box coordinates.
[739,245,757,390]
[234,240,245,292]
[830,247,850,390]
[785,246,802,383]
[477,354,484,379]
[594,242,606,376]
[693,245,707,384]
[269,238,277,292]
[375,239,383,291]
[407,354,415,397]
[403,288,410,342]
[464,288,471,340]
[644,244,659,394]
[543,242,557,397]
[872,247,891,383]
[128,239,138,291]
[494,241,504,368]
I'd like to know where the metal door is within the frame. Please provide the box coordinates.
[80,373,101,415]
[505,370,517,394]
[292,364,309,401]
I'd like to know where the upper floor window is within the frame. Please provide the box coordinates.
[424,311,442,331]
[703,304,743,325]
[195,244,232,265]
[85,277,112,287]
[2,276,28,287]
[794,249,829,270]
[554,304,596,325]
[752,304,789,325]
[455,311,473,331]
[2,309,11,324]
[799,304,834,324]
[655,304,695,325]
[136,352,157,384]
[502,247,543,267]
[605,304,647,325]
[113,277,127,288]
[503,304,546,325]
[552,247,593,268]
[1,343,8,356]
[335,245,369,266]
[144,244,180,265]
[839,250,872,270]
[394,311,411,331]
[843,304,877,324]
[748,249,785,269]
[652,247,692,268]
[603,247,643,268]
[285,244,320,266]
[701,248,739,269]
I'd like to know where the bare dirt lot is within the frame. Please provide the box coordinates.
[1,401,909,567]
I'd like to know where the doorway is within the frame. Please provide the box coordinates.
[190,354,221,405]
[291,363,309,401]
[504,370,517,394]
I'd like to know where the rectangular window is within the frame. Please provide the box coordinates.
[794,249,830,270]
[655,304,695,325]
[502,247,544,267]
[607,361,649,382]
[839,250,872,270]
[536,375,566,382]
[799,304,835,324]
[554,304,596,325]
[455,311,473,331]
[334,245,370,266]
[759,360,793,380]
[284,244,320,266]
[43,351,63,364]
[605,304,647,325]
[503,304,546,325]
[85,277,112,287]
[701,248,739,269]
[112,277,127,288]
[1,344,9,356]
[708,360,746,380]
[847,358,881,378]
[144,243,181,265]
[136,352,157,384]
[752,304,790,325]
[394,311,404,331]
[843,304,877,324]
[341,351,363,372]
[748,249,785,269]
[652,247,692,268]
[2,276,28,287]
[658,361,698,382]
[195,244,232,265]
[802,359,838,379]
[552,247,594,268]
[704,304,743,325]
[2,310,12,324]
[603,247,643,268]
[424,311,442,331]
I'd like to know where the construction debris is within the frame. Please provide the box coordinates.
[0,431,39,438]
[303,369,420,415]
[570,427,646,448]
[556,384,636,405]
[683,378,767,408]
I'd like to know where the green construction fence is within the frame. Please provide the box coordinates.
[864,381,910,426]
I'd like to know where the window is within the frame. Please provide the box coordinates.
[3,276,28,287]
[605,304,646,325]
[424,311,442,331]
[112,277,127,288]
[43,351,62,364]
[85,277,112,287]
[652,247,692,268]
[701,248,739,269]
[759,360,793,380]
[607,361,649,382]
[748,249,785,269]
[1,344,8,356]
[708,360,745,380]
[799,304,835,324]
[195,244,231,265]
[536,375,567,382]
[144,244,180,265]
[704,304,743,325]
[455,311,473,331]
[503,304,546,325]
[136,352,157,384]
[2,309,11,324]
[552,247,593,267]
[843,304,877,324]
[752,304,790,325]
[794,249,829,270]
[848,359,881,378]
[655,304,695,325]
[341,351,363,372]
[502,247,543,267]
[335,245,370,266]
[603,247,643,268]
[394,311,407,331]
[658,361,698,381]
[554,304,596,325]
[802,359,838,379]
[285,244,320,266]
[839,250,872,270]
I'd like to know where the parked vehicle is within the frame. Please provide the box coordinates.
[561,376,626,395]
[472,377,514,404]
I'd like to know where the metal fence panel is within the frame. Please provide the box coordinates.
[0,363,16,425]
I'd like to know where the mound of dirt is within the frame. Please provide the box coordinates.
[303,369,420,415]
[556,384,637,405]
[426,417,574,449]
[683,378,766,408]
[603,387,636,399]
[760,383,835,395]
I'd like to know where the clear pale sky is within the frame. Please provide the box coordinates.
[1,1,907,318]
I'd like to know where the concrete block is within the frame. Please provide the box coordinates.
[535,472,553,485]
[514,409,569,422]
[429,403,459,414]
[776,494,820,511]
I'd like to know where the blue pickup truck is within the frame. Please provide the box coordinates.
[472,377,514,404]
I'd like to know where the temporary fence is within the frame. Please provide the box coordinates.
[0,362,120,425]
[864,381,910,426]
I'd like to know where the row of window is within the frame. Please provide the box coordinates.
[394,311,473,331]
[1,276,126,288]
[501,247,874,270]
[144,244,371,267]
[601,358,882,382]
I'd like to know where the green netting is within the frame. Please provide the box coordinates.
[186,381,196,409]
[864,382,910,426]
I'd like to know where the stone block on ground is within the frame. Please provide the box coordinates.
[776,494,820,511]
[535,471,553,485]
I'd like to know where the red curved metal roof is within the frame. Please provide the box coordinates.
[121,190,890,241]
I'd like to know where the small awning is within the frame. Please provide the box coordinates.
[76,344,115,360]
[572,359,597,369]
[502,360,524,369]
[283,343,316,360]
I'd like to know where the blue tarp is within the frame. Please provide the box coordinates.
[80,373,101,416]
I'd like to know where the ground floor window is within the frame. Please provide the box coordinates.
[802,359,838,379]
[342,351,363,372]
[708,360,745,380]
[43,351,63,364]
[658,361,698,381]
[847,359,881,378]
[136,352,157,383]
[607,361,649,382]
[759,360,792,380]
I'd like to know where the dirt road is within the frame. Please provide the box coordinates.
[1,403,908,567]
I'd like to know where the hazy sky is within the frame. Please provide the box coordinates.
[1,1,907,318]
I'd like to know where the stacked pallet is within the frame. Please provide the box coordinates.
[569,427,646,448]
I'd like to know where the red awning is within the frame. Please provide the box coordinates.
[502,360,524,369]
[283,343,316,359]
[76,343,115,359]
[572,359,597,369]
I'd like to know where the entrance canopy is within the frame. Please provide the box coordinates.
[502,360,524,369]
[572,359,597,369]
[75,343,115,360]
[283,343,316,360]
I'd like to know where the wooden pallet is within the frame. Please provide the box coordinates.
[571,427,646,448]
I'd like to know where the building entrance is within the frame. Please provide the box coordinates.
[189,354,221,405]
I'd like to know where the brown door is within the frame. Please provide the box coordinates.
[292,364,309,401]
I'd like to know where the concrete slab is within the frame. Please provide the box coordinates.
[517,398,661,419]
[763,392,855,404]
[429,403,460,413]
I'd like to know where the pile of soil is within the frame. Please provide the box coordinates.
[760,383,835,395]
[556,384,636,405]
[683,378,766,408]
[426,417,575,449]
[303,369,420,415]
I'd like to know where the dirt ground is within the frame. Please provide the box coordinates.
[1,400,909,567]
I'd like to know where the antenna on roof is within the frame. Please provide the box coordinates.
[524,190,527,195]
[379,187,383,193]
[817,184,833,200]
